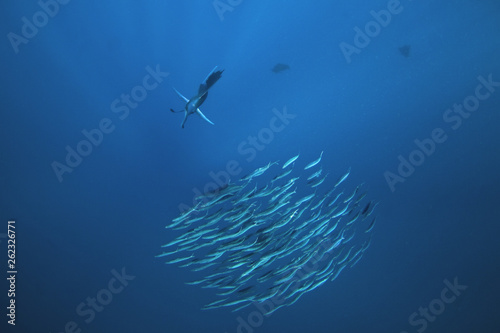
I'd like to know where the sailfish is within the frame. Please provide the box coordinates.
[170,66,224,128]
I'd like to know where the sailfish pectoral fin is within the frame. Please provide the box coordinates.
[172,87,189,103]
[196,108,214,125]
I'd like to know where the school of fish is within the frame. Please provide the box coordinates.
[157,151,378,314]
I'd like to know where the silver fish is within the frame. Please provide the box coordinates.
[282,153,300,169]
[334,167,351,187]
[304,151,324,170]
[159,151,378,314]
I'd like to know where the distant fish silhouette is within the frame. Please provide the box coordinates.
[399,45,410,58]
[272,63,290,73]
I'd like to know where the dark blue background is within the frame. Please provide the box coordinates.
[1,1,499,332]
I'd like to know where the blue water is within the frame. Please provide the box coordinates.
[1,1,500,332]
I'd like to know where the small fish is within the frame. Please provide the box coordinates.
[272,63,290,73]
[242,161,278,181]
[304,151,323,170]
[310,173,328,188]
[361,201,372,215]
[294,192,315,206]
[272,168,293,182]
[343,185,361,203]
[334,167,351,188]
[282,154,299,169]
[349,252,364,268]
[311,196,328,211]
[328,192,343,207]
[399,45,411,58]
[365,217,376,233]
[307,169,322,181]
[362,201,379,219]
[163,254,195,264]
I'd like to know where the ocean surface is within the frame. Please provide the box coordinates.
[1,1,500,332]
